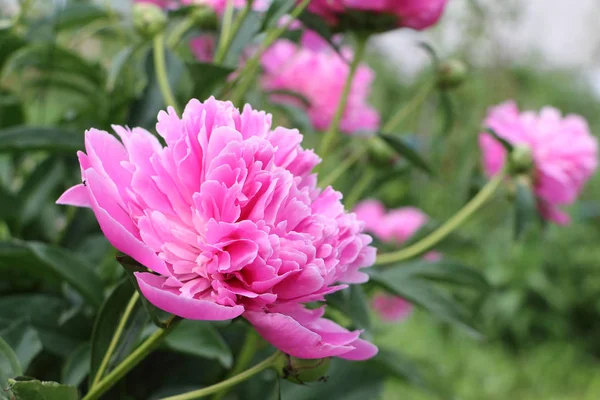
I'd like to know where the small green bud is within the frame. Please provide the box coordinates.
[509,144,534,175]
[133,3,167,39]
[437,59,468,89]
[368,138,397,167]
[274,355,331,385]
[189,6,218,28]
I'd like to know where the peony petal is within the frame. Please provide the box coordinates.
[56,184,90,207]
[136,272,244,320]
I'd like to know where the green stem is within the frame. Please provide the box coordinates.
[320,144,369,189]
[167,16,197,48]
[318,36,368,164]
[344,167,376,210]
[153,33,180,113]
[375,169,507,265]
[214,0,235,64]
[214,0,253,64]
[229,0,311,104]
[90,292,140,388]
[383,79,435,133]
[212,330,259,400]
[82,318,179,400]
[161,351,283,400]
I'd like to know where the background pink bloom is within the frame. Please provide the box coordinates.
[371,293,413,322]
[260,32,380,135]
[479,101,598,225]
[354,200,428,244]
[57,97,377,361]
[190,35,216,62]
[304,0,449,30]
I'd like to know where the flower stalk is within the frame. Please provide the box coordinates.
[82,317,180,400]
[318,35,368,163]
[383,79,436,133]
[161,351,284,400]
[375,168,507,265]
[90,292,140,388]
[214,0,254,64]
[153,33,180,113]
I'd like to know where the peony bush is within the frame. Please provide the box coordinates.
[0,1,598,400]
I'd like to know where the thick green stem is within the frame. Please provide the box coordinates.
[320,144,369,189]
[318,36,368,164]
[212,330,259,400]
[82,319,179,400]
[375,169,507,265]
[383,79,435,133]
[229,0,311,104]
[344,167,376,210]
[153,33,180,113]
[160,351,283,400]
[90,292,139,388]
[214,0,253,64]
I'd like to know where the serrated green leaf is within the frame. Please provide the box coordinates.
[165,320,232,368]
[0,126,83,153]
[377,134,435,176]
[0,320,42,373]
[62,343,90,387]
[9,379,78,400]
[0,241,104,308]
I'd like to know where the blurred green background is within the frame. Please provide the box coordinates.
[1,0,600,399]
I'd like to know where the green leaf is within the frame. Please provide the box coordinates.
[369,269,481,337]
[165,320,233,368]
[49,3,113,32]
[107,44,144,91]
[9,379,78,400]
[0,90,25,128]
[386,260,489,290]
[327,286,371,330]
[0,320,42,373]
[0,28,26,70]
[117,255,172,328]
[0,336,21,378]
[16,157,65,228]
[62,343,90,387]
[515,177,538,239]
[377,134,435,176]
[0,126,83,153]
[0,295,81,357]
[89,279,134,386]
[0,241,104,308]
[186,62,235,102]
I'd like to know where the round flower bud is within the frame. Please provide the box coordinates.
[275,355,331,385]
[133,3,167,39]
[437,59,468,90]
[509,144,534,175]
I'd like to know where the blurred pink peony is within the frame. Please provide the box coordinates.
[57,97,377,360]
[303,0,449,30]
[371,293,412,322]
[190,35,216,62]
[260,32,380,134]
[354,200,428,244]
[479,101,598,225]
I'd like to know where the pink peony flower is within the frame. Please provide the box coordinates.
[260,32,380,134]
[57,97,377,360]
[479,101,598,225]
[371,293,413,322]
[354,200,428,244]
[303,0,449,30]
[190,35,216,62]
